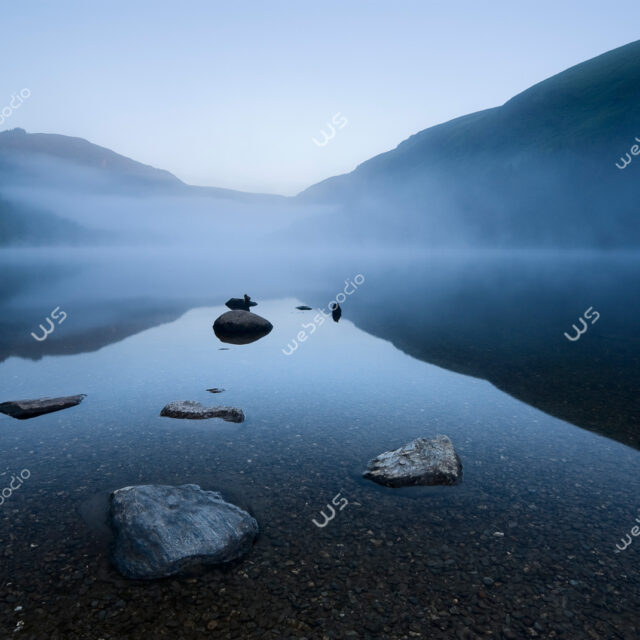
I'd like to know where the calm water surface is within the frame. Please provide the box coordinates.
[0,252,639,639]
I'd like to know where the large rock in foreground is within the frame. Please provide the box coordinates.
[111,484,259,579]
[0,394,86,420]
[160,401,244,423]
[363,436,462,487]
[213,310,273,345]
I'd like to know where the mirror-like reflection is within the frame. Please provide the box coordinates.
[0,296,638,637]
[2,248,636,448]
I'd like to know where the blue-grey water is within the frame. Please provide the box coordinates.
[0,249,639,639]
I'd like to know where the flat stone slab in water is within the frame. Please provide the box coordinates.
[363,435,462,487]
[0,394,86,420]
[110,484,259,579]
[160,400,244,422]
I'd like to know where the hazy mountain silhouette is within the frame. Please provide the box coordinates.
[298,40,640,247]
[0,128,292,247]
[2,40,639,248]
[0,127,285,203]
[0,196,100,246]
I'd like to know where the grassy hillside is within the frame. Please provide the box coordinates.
[298,40,640,247]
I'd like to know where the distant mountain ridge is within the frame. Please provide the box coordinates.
[298,39,640,247]
[0,128,290,247]
[0,127,285,203]
[0,128,180,185]
[2,39,640,248]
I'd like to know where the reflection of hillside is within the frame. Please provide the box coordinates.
[0,260,200,362]
[0,248,297,363]
[2,250,638,453]
[340,255,640,450]
[0,300,202,363]
[0,260,75,303]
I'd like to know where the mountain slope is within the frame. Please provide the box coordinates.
[0,196,101,246]
[298,40,640,247]
[0,128,180,186]
[0,128,285,203]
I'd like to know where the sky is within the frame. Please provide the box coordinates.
[1,1,639,195]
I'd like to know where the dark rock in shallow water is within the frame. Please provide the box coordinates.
[206,388,225,394]
[296,305,312,310]
[110,484,259,579]
[363,436,462,487]
[225,297,258,311]
[213,310,273,345]
[160,401,244,422]
[0,394,86,420]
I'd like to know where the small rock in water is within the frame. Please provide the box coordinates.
[110,484,259,579]
[160,401,244,423]
[363,435,462,487]
[213,310,273,345]
[0,394,86,420]
[225,295,258,311]
[206,388,225,394]
[296,305,312,310]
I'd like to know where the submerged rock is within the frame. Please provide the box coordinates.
[110,484,259,579]
[363,436,462,487]
[0,394,86,420]
[160,401,244,422]
[213,310,273,345]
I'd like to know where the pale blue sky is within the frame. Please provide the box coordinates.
[1,1,638,195]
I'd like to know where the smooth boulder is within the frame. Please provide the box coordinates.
[160,401,244,423]
[363,435,462,487]
[0,394,86,420]
[213,310,273,345]
[110,484,259,579]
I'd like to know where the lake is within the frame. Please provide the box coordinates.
[0,248,639,639]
